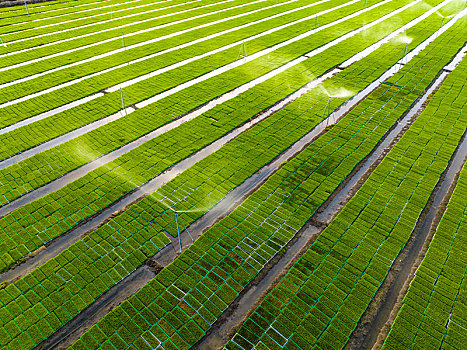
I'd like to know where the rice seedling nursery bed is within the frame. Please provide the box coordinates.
[0,0,465,349]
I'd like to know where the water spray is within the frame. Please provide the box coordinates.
[0,38,6,48]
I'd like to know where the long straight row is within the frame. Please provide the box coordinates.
[226,36,467,350]
[0,3,462,350]
[66,16,467,350]
[1,0,441,210]
[0,0,379,130]
[0,0,188,37]
[0,0,258,70]
[0,1,464,349]
[0,0,455,213]
[382,71,466,350]
[0,0,438,273]
[0,0,133,23]
[2,15,454,346]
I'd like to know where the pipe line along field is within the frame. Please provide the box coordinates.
[0,0,465,349]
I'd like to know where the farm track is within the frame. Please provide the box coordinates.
[378,78,467,350]
[317,45,467,224]
[37,264,157,349]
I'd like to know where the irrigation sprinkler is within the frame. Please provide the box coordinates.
[435,17,446,38]
[404,43,408,63]
[315,15,319,27]
[399,43,408,65]
[323,97,332,124]
[238,41,247,61]
[120,87,128,116]
[24,1,29,15]
[218,7,221,20]
[168,208,194,253]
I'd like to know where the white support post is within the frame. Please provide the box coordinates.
[120,88,128,115]
[176,213,182,252]
[323,97,332,122]
[238,41,247,61]
[180,216,194,242]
